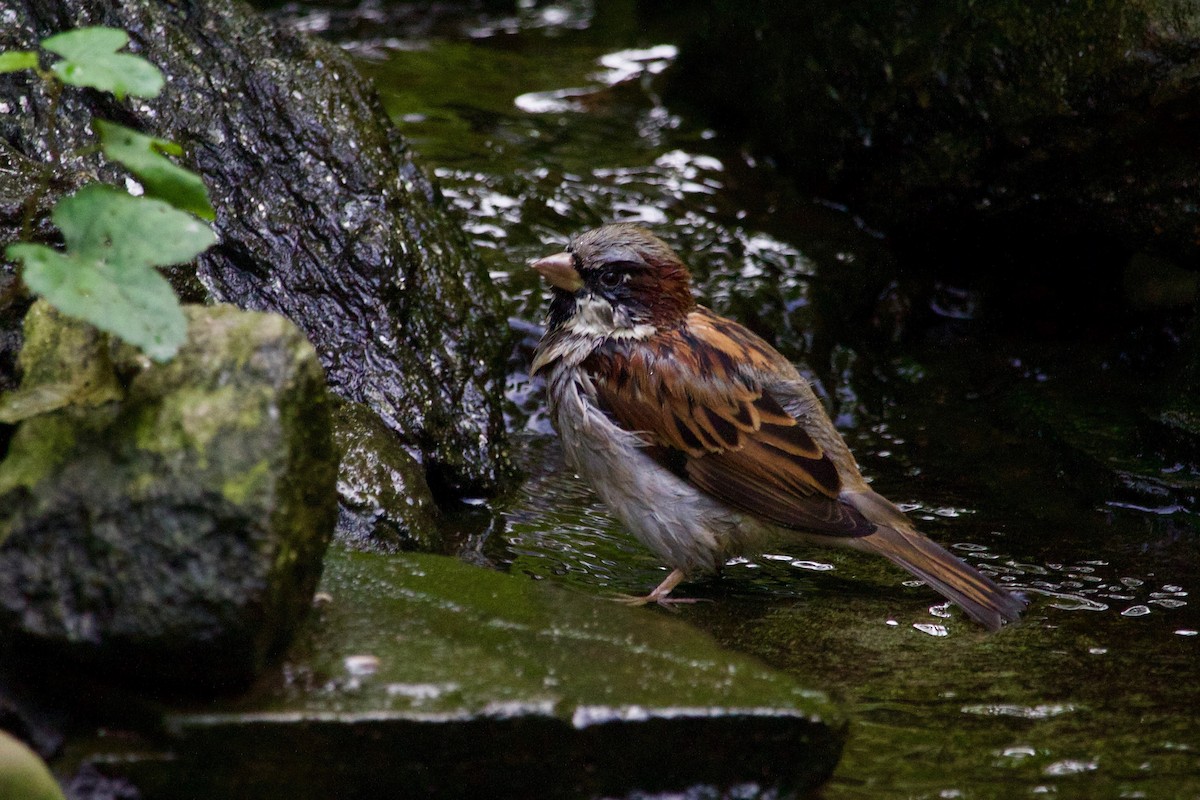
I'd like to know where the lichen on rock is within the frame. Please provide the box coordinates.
[0,302,337,690]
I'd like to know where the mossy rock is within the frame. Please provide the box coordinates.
[90,547,846,798]
[0,303,337,689]
[0,731,64,800]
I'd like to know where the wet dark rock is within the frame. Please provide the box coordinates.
[0,302,336,690]
[0,0,513,497]
[333,398,443,553]
[1012,381,1200,515]
[669,0,1200,289]
[63,766,140,800]
[0,673,64,762]
[78,548,846,799]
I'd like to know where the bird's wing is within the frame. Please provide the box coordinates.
[586,308,876,536]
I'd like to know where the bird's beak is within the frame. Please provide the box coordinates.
[530,251,583,292]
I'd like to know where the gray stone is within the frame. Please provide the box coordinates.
[0,302,336,689]
[85,547,846,798]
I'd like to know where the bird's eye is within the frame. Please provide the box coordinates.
[598,270,623,290]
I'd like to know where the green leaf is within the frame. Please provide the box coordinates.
[42,27,164,100]
[5,184,217,361]
[0,50,39,73]
[95,120,215,220]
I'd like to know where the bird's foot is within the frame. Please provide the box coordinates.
[610,569,708,610]
[610,592,709,610]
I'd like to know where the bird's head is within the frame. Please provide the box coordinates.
[531,223,696,339]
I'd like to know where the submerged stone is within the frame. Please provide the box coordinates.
[0,303,336,689]
[86,548,845,798]
[1012,382,1200,515]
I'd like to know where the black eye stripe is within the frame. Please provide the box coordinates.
[604,260,644,273]
[589,261,643,280]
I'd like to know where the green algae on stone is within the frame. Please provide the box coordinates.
[0,302,123,425]
[0,304,337,689]
[95,546,844,799]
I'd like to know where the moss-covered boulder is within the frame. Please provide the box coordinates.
[0,0,512,498]
[83,547,846,798]
[0,302,336,689]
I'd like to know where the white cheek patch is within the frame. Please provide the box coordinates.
[564,292,656,340]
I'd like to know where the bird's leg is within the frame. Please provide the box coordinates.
[614,569,707,608]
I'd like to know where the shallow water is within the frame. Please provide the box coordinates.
[285,2,1199,796]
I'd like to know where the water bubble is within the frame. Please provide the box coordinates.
[1043,759,1098,776]
[790,560,835,572]
[344,654,381,677]
[914,623,949,637]
[1005,561,1049,575]
[933,506,968,518]
[595,45,679,85]
[386,682,458,701]
[514,88,590,114]
[962,703,1074,719]
[1000,746,1037,759]
[929,602,953,619]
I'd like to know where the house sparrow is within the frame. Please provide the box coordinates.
[530,223,1026,630]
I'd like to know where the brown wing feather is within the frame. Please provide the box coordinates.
[586,308,875,538]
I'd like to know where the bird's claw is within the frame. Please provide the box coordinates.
[610,593,710,611]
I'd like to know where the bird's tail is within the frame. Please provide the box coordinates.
[844,492,1027,631]
[852,525,1026,630]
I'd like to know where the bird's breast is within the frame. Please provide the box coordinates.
[542,362,771,574]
